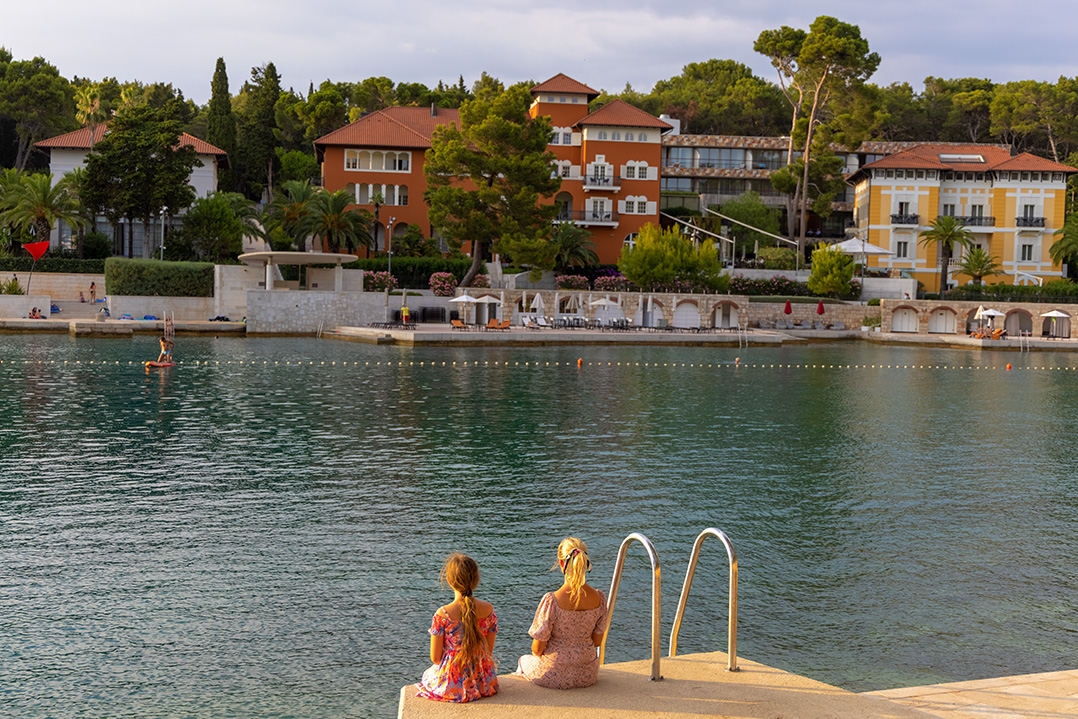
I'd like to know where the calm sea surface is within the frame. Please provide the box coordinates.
[1,335,1076,718]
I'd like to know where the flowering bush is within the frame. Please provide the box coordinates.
[729,275,812,297]
[429,272,457,297]
[593,271,636,292]
[364,271,398,292]
[468,274,490,288]
[846,279,862,299]
[556,274,589,290]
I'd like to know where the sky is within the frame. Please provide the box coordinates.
[6,0,1078,105]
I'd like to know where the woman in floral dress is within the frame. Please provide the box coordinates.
[516,537,608,689]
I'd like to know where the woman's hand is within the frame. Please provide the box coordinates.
[531,638,547,656]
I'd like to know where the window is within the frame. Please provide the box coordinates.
[898,201,910,215]
[970,205,984,218]
[612,131,621,141]
[1023,204,1036,219]
[345,150,359,170]
[560,164,571,178]
[624,166,635,179]
[399,186,408,206]
[663,147,693,167]
[638,133,647,142]
[597,130,608,140]
[942,204,955,216]
[661,178,692,191]
[719,148,745,169]
[550,133,559,145]
[896,241,909,258]
[886,170,895,178]
[755,149,784,170]
[1021,244,1033,261]
[637,201,647,213]
[562,132,571,144]
[626,132,634,141]
[916,170,925,179]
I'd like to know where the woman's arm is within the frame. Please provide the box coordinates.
[486,630,496,654]
[430,633,443,663]
[591,630,604,647]
[531,638,547,656]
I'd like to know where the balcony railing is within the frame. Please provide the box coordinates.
[582,174,621,190]
[1016,216,1046,227]
[562,209,619,225]
[891,213,919,225]
[953,215,996,226]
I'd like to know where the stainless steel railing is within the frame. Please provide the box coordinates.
[668,527,739,671]
[600,532,662,681]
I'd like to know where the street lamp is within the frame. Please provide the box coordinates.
[387,216,396,276]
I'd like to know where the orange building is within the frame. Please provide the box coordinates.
[314,106,459,254]
[314,74,672,263]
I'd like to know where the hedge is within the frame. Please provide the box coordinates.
[945,281,1078,303]
[0,258,107,274]
[343,257,484,288]
[104,257,215,297]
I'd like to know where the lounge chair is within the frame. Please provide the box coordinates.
[830,321,846,331]
[797,320,812,330]
[451,319,469,331]
[758,319,775,329]
[486,318,500,331]
[814,320,826,330]
[497,319,511,330]
[536,316,553,328]
[990,328,1006,340]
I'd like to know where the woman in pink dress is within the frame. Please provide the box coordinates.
[515,537,608,689]
[415,553,499,702]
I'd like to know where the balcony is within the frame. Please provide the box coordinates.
[1016,216,1046,227]
[954,215,995,227]
[565,209,619,226]
[582,174,621,191]
[891,213,919,225]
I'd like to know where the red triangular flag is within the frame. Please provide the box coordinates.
[23,241,49,261]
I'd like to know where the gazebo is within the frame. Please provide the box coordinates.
[237,251,357,291]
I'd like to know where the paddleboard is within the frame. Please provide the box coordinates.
[145,361,175,368]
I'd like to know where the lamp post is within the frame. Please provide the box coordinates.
[387,216,396,277]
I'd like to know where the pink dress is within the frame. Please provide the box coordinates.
[515,590,608,689]
[415,610,499,702]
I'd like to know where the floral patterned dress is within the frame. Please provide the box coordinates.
[415,609,499,702]
[515,590,608,689]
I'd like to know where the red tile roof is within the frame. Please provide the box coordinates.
[576,100,672,131]
[36,124,229,160]
[531,74,599,99]
[860,144,1075,174]
[314,106,461,149]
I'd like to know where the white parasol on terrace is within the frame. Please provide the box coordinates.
[448,293,478,323]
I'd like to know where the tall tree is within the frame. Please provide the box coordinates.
[424,85,560,286]
[646,59,786,135]
[919,215,973,295]
[756,16,879,254]
[74,84,106,149]
[81,105,198,256]
[550,221,598,272]
[271,179,317,250]
[954,246,1001,285]
[236,62,281,201]
[1050,215,1078,275]
[0,172,85,243]
[300,188,373,253]
[207,58,238,192]
[0,54,76,171]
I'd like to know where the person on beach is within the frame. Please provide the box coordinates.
[515,537,608,689]
[89,282,96,302]
[415,553,499,703]
[79,291,86,303]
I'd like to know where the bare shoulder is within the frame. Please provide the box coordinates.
[475,599,495,618]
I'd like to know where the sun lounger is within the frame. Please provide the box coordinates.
[830,321,845,331]
[497,319,511,330]
[451,319,469,331]
[814,321,826,330]
[758,319,775,329]
[486,318,500,331]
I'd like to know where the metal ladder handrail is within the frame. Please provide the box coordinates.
[668,527,739,671]
[600,532,662,681]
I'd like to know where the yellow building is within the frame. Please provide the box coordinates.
[848,144,1076,291]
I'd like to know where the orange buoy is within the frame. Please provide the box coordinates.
[1006,363,1012,370]
[577,358,583,367]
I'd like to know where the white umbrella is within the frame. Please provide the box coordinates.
[531,292,545,314]
[448,293,478,323]
[590,297,616,307]
[476,295,501,304]
[830,238,892,256]
[974,305,987,320]
[1041,310,1070,318]
[980,308,1005,318]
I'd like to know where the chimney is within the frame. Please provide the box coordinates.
[431,102,438,117]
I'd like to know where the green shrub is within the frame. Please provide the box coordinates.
[867,298,881,306]
[862,314,882,327]
[0,257,107,274]
[105,257,215,297]
[0,277,24,295]
[344,257,481,289]
[82,232,112,259]
[758,247,796,270]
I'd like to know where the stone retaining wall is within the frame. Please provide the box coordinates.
[11,272,104,299]
[881,298,1078,338]
[106,296,215,321]
[0,295,53,318]
[245,290,454,334]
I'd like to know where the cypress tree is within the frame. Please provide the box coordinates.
[206,58,237,192]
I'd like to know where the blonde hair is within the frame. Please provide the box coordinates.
[554,537,592,602]
[441,553,487,670]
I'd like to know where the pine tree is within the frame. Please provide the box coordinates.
[206,58,237,192]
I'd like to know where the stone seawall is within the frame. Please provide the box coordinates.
[11,272,104,300]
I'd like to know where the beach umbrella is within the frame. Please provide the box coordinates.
[784,300,792,315]
[448,293,477,323]
[816,300,825,315]
[531,292,545,315]
[21,240,49,295]
[1041,309,1070,338]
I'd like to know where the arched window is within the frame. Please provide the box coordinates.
[626,132,635,141]
[598,130,608,140]
[398,186,408,206]
[345,150,359,170]
[612,131,621,141]
[638,133,648,142]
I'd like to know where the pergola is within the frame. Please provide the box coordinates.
[237,251,357,291]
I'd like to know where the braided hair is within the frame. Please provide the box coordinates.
[442,553,486,670]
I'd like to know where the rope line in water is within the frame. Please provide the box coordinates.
[0,359,1071,370]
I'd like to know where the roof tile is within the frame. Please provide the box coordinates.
[531,73,599,98]
[314,106,460,149]
[577,100,672,130]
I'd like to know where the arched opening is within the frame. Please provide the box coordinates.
[713,301,740,329]
[927,307,956,334]
[1041,312,1071,338]
[892,307,918,333]
[633,298,663,327]
[964,308,981,334]
[673,301,701,328]
[554,191,573,221]
[1005,310,1033,337]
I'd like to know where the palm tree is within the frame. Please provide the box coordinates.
[75,85,106,149]
[0,173,87,245]
[300,189,373,253]
[955,246,1001,285]
[550,221,598,271]
[919,215,974,294]
[271,180,317,250]
[1050,216,1078,275]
